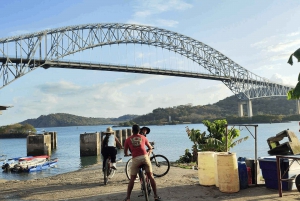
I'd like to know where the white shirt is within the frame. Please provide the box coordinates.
[103,134,116,147]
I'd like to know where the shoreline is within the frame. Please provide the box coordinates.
[0,163,299,201]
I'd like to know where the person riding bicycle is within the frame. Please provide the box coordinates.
[123,124,162,201]
[140,126,150,137]
[101,127,122,171]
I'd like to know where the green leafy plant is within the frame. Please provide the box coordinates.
[182,119,248,162]
[176,149,193,163]
[287,48,300,100]
[287,73,300,100]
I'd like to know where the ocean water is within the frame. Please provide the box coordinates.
[0,122,299,181]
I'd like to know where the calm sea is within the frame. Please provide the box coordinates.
[0,122,299,181]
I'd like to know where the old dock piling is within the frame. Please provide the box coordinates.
[116,130,122,146]
[122,129,128,146]
[80,129,133,156]
[44,131,57,149]
[80,132,100,156]
[127,128,132,137]
[27,134,52,156]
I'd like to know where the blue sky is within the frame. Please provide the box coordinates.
[1,0,300,126]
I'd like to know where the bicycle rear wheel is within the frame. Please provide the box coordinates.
[139,170,149,201]
[125,158,140,180]
[104,159,110,185]
[125,158,132,180]
[150,154,170,177]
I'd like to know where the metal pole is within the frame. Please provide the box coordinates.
[225,124,228,152]
[255,125,257,186]
[276,156,282,197]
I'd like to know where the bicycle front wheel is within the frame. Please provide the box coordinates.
[150,154,170,177]
[139,170,149,201]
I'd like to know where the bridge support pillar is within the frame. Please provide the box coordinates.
[296,100,300,114]
[247,99,253,118]
[238,102,245,117]
[238,100,253,118]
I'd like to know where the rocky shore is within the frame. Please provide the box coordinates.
[0,162,299,201]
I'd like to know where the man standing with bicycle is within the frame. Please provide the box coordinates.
[124,124,162,201]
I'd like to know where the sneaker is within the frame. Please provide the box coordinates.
[154,196,162,201]
[111,163,117,170]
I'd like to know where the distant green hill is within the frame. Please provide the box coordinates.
[121,95,300,125]
[18,95,300,127]
[20,113,138,127]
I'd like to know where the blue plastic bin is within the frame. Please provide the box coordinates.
[238,161,248,189]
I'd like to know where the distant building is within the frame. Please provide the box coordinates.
[169,116,171,123]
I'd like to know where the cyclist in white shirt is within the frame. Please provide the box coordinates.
[101,127,122,170]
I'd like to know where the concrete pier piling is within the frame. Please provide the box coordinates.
[45,131,57,149]
[127,129,132,137]
[27,134,52,156]
[80,132,100,156]
[115,130,122,146]
[122,129,128,146]
[80,129,132,153]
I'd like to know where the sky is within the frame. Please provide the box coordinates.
[1,0,300,126]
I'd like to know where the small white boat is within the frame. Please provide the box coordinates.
[1,156,21,171]
[2,155,58,173]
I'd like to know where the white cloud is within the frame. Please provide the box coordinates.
[269,73,297,86]
[128,0,192,27]
[133,0,192,15]
[0,76,233,125]
[269,53,290,61]
[287,32,300,37]
[133,11,152,18]
[266,40,300,53]
[156,19,179,27]
[38,81,81,95]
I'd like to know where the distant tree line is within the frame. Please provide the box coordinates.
[0,123,36,138]
[3,95,297,128]
[19,113,138,128]
[119,96,300,126]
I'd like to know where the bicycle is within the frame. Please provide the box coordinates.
[137,164,152,201]
[125,141,170,180]
[103,156,122,185]
[124,155,152,201]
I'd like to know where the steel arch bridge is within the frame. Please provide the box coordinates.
[0,23,292,102]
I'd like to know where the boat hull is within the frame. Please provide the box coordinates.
[2,156,58,173]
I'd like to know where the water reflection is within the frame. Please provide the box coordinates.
[80,155,101,167]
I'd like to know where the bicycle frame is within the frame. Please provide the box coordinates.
[138,165,151,201]
[125,142,170,180]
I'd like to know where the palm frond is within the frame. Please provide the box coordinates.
[229,136,249,148]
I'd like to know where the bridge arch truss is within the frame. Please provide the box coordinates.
[0,23,292,99]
